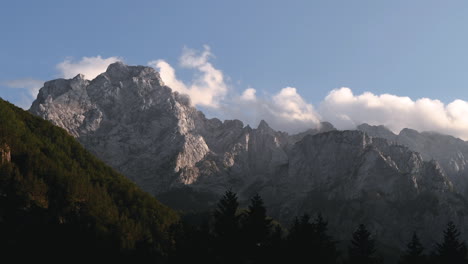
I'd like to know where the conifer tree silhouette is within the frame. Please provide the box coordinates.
[312,214,338,264]
[243,194,272,246]
[287,214,313,263]
[399,232,426,264]
[213,190,240,263]
[433,221,467,264]
[242,193,272,263]
[348,224,378,264]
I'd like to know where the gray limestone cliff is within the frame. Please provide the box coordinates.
[29,62,468,250]
[358,123,468,195]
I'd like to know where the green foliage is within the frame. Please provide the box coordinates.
[0,99,179,261]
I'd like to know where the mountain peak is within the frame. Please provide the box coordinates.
[73,73,86,80]
[399,128,421,138]
[357,123,396,140]
[257,120,275,134]
[104,62,162,83]
[318,121,336,132]
[106,61,127,73]
[258,120,270,129]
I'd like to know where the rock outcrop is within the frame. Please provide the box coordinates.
[0,143,10,164]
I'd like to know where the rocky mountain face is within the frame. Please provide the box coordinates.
[358,123,468,195]
[30,62,468,250]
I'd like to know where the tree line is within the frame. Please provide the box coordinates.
[170,190,468,264]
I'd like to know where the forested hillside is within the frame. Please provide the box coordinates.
[0,98,179,261]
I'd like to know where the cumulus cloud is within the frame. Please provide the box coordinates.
[4,46,467,139]
[148,45,227,108]
[272,87,320,123]
[147,46,468,138]
[319,87,468,140]
[56,55,122,80]
[228,87,321,133]
[149,46,321,132]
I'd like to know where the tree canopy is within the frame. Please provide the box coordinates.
[0,99,179,261]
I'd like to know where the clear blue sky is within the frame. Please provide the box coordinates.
[1,0,468,110]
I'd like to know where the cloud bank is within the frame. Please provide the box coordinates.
[320,87,468,140]
[57,56,122,80]
[150,46,468,139]
[4,46,468,140]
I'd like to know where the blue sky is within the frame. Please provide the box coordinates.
[2,0,468,137]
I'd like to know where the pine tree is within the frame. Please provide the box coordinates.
[243,194,272,247]
[287,214,314,263]
[264,225,285,264]
[288,214,314,246]
[433,221,467,264]
[287,213,339,263]
[312,214,338,264]
[241,193,273,263]
[213,190,241,263]
[348,224,378,264]
[399,232,426,264]
[213,190,240,238]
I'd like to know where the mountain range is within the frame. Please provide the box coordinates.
[28,62,468,251]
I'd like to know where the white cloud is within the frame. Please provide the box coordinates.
[149,47,321,132]
[319,87,468,140]
[225,87,321,133]
[241,88,256,101]
[143,46,468,138]
[5,46,468,139]
[148,45,227,108]
[272,87,320,123]
[56,56,122,80]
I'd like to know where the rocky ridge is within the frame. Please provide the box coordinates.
[29,62,468,250]
[358,123,468,194]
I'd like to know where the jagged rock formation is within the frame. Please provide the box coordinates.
[0,143,10,164]
[358,123,468,195]
[29,62,468,250]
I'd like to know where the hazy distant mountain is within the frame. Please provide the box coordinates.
[358,123,468,195]
[29,62,468,250]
